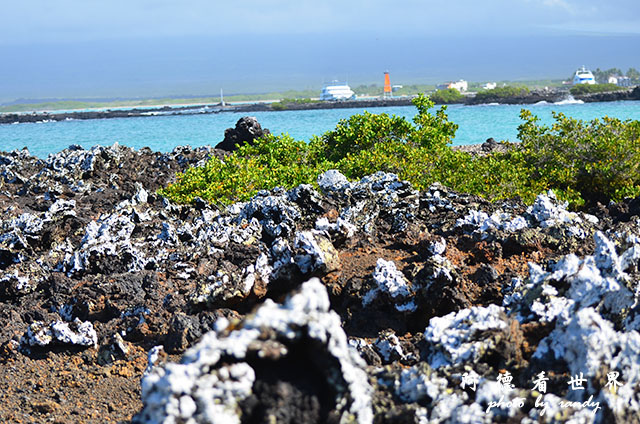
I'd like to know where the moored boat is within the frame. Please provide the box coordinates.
[320,82,355,101]
[573,66,596,85]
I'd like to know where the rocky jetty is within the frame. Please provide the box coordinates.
[3,87,639,125]
[574,86,640,103]
[2,144,640,423]
[464,88,566,105]
[0,105,207,125]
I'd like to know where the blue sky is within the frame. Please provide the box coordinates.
[1,0,639,102]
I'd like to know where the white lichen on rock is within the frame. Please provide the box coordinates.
[513,231,637,323]
[363,258,416,312]
[22,318,97,348]
[423,304,508,369]
[456,210,528,236]
[136,278,373,424]
[534,307,640,418]
[293,230,341,274]
[527,190,582,228]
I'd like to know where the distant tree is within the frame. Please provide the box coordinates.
[570,83,626,95]
[593,68,624,84]
[429,88,464,104]
[626,68,640,83]
[474,85,529,101]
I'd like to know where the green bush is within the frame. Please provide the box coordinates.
[160,134,331,205]
[161,95,461,205]
[429,88,464,104]
[410,95,459,151]
[569,83,627,96]
[320,111,414,162]
[270,98,320,110]
[475,86,530,102]
[160,94,640,209]
[516,110,640,204]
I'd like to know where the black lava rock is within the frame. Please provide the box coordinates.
[215,116,270,151]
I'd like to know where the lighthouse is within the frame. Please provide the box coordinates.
[383,71,392,98]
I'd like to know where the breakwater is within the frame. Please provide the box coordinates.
[2,87,638,125]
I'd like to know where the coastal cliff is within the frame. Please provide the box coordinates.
[2,144,640,422]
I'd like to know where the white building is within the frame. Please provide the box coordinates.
[609,75,632,87]
[436,79,468,92]
[449,80,468,92]
[482,82,497,90]
[618,76,632,87]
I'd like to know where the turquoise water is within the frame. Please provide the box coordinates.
[1,100,639,158]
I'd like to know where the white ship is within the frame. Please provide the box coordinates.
[573,66,596,85]
[320,82,355,101]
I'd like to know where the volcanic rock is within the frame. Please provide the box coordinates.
[1,146,640,423]
[215,116,270,151]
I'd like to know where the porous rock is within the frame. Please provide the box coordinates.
[3,141,640,423]
[215,117,270,151]
[134,279,373,424]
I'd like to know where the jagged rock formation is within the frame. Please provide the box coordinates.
[215,116,270,151]
[1,144,640,423]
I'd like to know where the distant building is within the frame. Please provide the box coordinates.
[618,76,632,87]
[609,75,632,87]
[482,82,497,90]
[436,79,468,92]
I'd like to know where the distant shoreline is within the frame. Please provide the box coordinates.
[1,88,638,125]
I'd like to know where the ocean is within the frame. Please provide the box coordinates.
[1,100,640,158]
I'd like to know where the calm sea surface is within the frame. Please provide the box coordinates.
[2,100,640,158]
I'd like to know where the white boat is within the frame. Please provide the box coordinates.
[320,82,355,101]
[573,66,596,85]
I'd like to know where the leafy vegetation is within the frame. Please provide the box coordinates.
[515,110,640,204]
[627,68,640,84]
[160,94,640,209]
[0,90,319,113]
[474,86,530,101]
[569,83,627,96]
[159,133,331,206]
[429,88,464,104]
[468,80,565,91]
[270,98,321,110]
[591,67,640,84]
[351,84,436,97]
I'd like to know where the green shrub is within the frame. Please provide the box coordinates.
[159,134,331,205]
[429,88,464,104]
[160,95,460,205]
[320,111,414,162]
[410,95,459,151]
[517,109,640,204]
[475,86,530,102]
[569,83,627,96]
[160,94,640,210]
[270,98,320,110]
